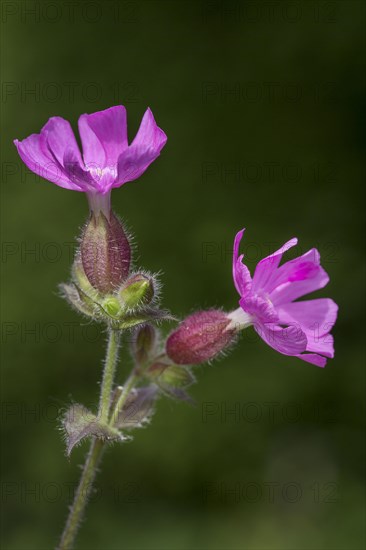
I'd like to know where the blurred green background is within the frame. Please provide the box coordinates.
[1,1,365,549]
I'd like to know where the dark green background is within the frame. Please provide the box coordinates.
[1,1,365,549]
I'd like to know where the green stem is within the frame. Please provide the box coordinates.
[99,329,121,422]
[57,328,121,550]
[57,438,104,550]
[110,370,140,426]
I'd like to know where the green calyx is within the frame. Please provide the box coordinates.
[118,274,154,310]
[62,258,171,331]
[101,296,122,318]
[147,361,195,388]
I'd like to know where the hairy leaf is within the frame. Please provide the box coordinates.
[62,403,124,457]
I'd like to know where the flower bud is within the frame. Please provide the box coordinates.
[157,365,194,388]
[147,360,195,403]
[101,296,122,318]
[80,210,131,295]
[118,273,154,310]
[166,310,236,365]
[131,324,157,365]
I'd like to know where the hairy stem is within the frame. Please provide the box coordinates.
[57,328,121,550]
[99,329,121,422]
[57,438,104,550]
[110,370,140,426]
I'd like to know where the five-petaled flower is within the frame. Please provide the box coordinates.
[228,229,338,367]
[14,105,167,215]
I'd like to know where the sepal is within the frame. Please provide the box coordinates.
[80,210,131,294]
[157,384,195,404]
[118,273,155,311]
[59,283,101,319]
[62,271,173,328]
[111,308,174,330]
[130,324,157,366]
[166,309,236,365]
[62,403,125,457]
[101,296,122,318]
[111,385,158,429]
[148,363,195,388]
[146,358,196,404]
[72,256,101,301]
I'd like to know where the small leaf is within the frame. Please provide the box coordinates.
[59,283,95,317]
[113,386,158,429]
[62,404,124,457]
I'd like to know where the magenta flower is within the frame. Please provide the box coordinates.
[229,229,338,367]
[14,105,167,214]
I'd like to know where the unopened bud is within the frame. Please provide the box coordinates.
[166,310,236,365]
[131,324,157,365]
[80,210,131,294]
[118,273,154,310]
[148,361,195,403]
[102,296,122,318]
[159,365,194,388]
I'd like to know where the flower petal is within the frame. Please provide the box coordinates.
[265,247,320,290]
[115,108,167,187]
[306,333,335,358]
[257,321,330,367]
[270,266,329,306]
[295,353,327,368]
[255,322,307,356]
[240,295,278,323]
[232,229,252,297]
[233,229,244,266]
[14,134,79,190]
[78,106,128,171]
[41,116,83,167]
[276,298,338,336]
[63,149,98,192]
[252,238,298,294]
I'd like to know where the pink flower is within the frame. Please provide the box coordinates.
[229,229,338,367]
[14,106,167,215]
